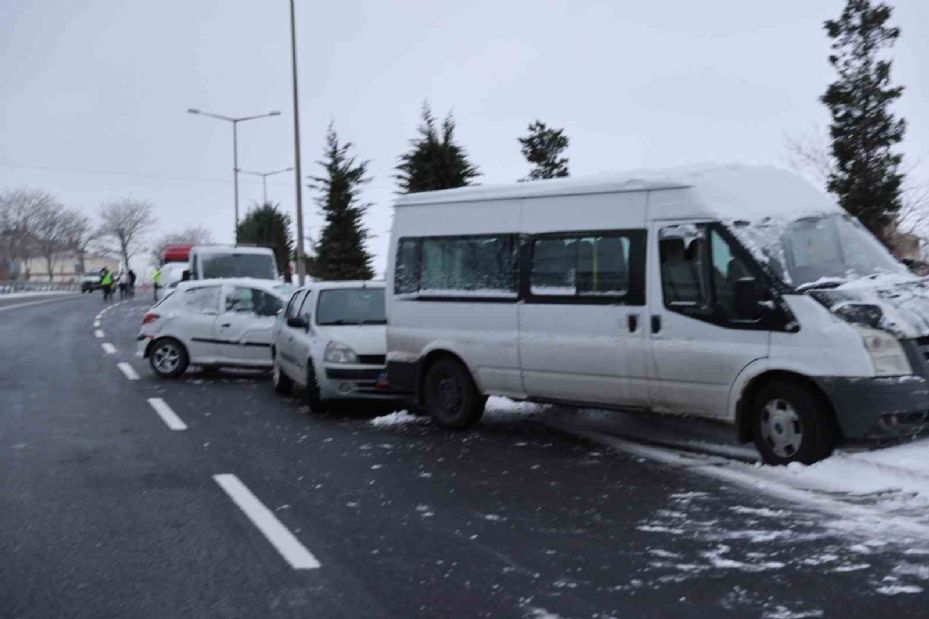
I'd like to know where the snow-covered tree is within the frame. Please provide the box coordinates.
[395,103,480,193]
[822,0,906,243]
[518,120,569,181]
[309,125,374,280]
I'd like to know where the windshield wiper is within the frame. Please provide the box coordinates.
[796,278,847,292]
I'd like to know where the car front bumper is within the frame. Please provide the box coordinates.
[317,364,407,402]
[816,375,929,439]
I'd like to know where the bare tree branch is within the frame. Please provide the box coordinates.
[98,199,156,269]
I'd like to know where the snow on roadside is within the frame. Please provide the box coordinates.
[369,411,428,427]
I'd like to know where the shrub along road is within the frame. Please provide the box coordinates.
[0,295,925,618]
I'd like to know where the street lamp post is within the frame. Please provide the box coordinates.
[240,167,294,204]
[289,0,307,285]
[187,108,281,242]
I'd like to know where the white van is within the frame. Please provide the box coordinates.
[385,165,929,465]
[187,245,278,281]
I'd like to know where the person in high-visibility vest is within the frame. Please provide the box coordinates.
[100,268,114,302]
[152,267,162,301]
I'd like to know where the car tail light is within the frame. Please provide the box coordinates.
[142,312,160,325]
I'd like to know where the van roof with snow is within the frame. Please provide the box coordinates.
[394,164,841,223]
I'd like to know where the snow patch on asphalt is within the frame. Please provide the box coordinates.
[369,411,427,427]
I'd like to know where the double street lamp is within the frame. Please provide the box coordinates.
[187,108,281,241]
[240,167,294,205]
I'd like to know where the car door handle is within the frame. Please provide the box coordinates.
[650,315,661,334]
[221,322,231,328]
[627,314,639,333]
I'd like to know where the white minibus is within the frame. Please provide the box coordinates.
[185,245,278,281]
[385,165,929,465]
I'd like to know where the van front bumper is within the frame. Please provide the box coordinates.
[816,376,929,439]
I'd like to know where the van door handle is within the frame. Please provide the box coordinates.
[650,315,661,334]
[627,314,638,333]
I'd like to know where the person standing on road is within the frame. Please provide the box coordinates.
[151,266,161,301]
[128,269,137,298]
[100,267,114,302]
[118,270,129,299]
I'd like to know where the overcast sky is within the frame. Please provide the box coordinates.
[1,0,927,274]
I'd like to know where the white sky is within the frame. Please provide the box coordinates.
[1,0,927,274]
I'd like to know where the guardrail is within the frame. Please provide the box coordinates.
[0,281,81,294]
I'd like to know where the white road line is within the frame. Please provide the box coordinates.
[147,398,187,430]
[116,362,140,381]
[0,297,79,312]
[101,342,117,354]
[213,474,321,570]
[93,320,101,327]
[94,329,104,338]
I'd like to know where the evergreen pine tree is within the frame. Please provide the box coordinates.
[821,0,906,242]
[236,203,294,280]
[395,103,480,193]
[309,125,374,280]
[518,120,569,181]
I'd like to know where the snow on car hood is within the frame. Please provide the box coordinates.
[805,273,929,339]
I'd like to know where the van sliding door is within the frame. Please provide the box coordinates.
[517,192,651,409]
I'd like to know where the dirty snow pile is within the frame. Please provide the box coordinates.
[369,411,427,427]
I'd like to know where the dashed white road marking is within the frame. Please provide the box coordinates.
[147,398,187,430]
[213,474,321,570]
[101,342,117,354]
[116,362,140,381]
[94,329,104,338]
[94,320,101,328]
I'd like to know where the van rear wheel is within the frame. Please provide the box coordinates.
[752,380,835,465]
[424,357,485,429]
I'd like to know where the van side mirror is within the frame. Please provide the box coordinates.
[286,316,309,331]
[734,277,763,321]
[181,270,190,281]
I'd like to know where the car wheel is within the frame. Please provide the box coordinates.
[272,356,293,395]
[752,380,836,465]
[423,356,486,429]
[305,362,328,413]
[149,337,189,379]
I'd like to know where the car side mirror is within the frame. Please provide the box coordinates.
[734,277,763,321]
[181,270,190,281]
[286,316,309,331]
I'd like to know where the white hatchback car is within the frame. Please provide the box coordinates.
[138,278,289,378]
[271,281,405,410]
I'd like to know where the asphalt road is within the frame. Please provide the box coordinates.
[1,294,927,618]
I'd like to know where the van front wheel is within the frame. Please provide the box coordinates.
[424,357,486,429]
[752,380,835,465]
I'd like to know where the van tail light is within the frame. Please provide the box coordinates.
[142,312,160,325]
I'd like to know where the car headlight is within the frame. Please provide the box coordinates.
[856,326,912,376]
[324,341,358,364]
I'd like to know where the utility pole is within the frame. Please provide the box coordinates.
[290,0,307,285]
[241,167,294,204]
[187,108,281,242]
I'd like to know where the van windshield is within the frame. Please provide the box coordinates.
[730,213,906,289]
[200,253,276,280]
[316,288,386,326]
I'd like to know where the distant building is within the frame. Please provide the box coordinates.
[22,251,118,282]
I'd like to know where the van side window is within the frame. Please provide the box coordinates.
[395,239,419,294]
[395,235,517,297]
[710,228,754,320]
[531,234,632,297]
[659,225,708,307]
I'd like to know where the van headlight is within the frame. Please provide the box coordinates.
[324,341,358,364]
[856,326,912,376]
